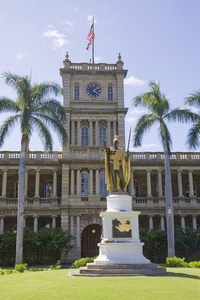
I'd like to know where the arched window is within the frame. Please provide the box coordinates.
[15,181,18,198]
[134,180,140,197]
[46,181,53,198]
[99,127,106,146]
[81,172,88,195]
[74,85,80,100]
[100,172,107,195]
[81,127,89,146]
[108,85,113,101]
[185,180,197,197]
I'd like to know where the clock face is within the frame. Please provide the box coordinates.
[86,84,101,98]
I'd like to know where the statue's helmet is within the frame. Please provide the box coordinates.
[113,135,119,141]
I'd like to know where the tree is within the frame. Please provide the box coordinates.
[0,72,68,264]
[185,90,200,149]
[132,81,196,257]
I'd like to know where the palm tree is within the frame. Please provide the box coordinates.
[185,91,200,149]
[0,72,68,264]
[132,81,196,257]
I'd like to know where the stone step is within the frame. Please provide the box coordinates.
[86,263,159,270]
[79,267,167,276]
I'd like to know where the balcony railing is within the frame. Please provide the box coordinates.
[0,197,61,208]
[1,151,200,162]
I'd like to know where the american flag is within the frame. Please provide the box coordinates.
[86,39,93,50]
[87,24,95,41]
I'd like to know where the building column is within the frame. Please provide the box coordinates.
[95,120,99,146]
[33,215,39,233]
[77,169,81,195]
[70,215,74,245]
[130,169,134,196]
[177,169,183,197]
[181,215,186,230]
[52,215,57,229]
[149,215,154,231]
[157,168,163,197]
[70,169,75,195]
[95,169,100,195]
[52,169,57,197]
[0,216,5,234]
[77,119,81,146]
[146,169,152,197]
[34,168,40,197]
[2,168,8,197]
[71,120,75,145]
[89,120,93,146]
[192,215,197,230]
[25,169,29,197]
[188,169,194,197]
[76,215,80,248]
[160,215,165,231]
[113,121,117,137]
[107,120,111,145]
[89,169,93,195]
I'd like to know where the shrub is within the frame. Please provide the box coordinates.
[188,261,200,268]
[15,263,28,273]
[70,257,97,269]
[165,256,188,267]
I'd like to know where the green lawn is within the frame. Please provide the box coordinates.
[0,268,200,300]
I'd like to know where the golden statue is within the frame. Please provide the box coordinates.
[104,135,130,192]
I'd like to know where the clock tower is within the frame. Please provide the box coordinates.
[60,53,128,261]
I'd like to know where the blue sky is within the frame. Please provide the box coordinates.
[0,0,200,152]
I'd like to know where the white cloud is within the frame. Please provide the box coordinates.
[94,56,101,63]
[124,76,146,86]
[62,20,73,27]
[15,52,25,60]
[48,24,54,28]
[126,117,136,124]
[129,108,147,115]
[88,16,97,24]
[43,29,70,49]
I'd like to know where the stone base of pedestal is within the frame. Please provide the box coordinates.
[94,242,149,265]
[70,263,167,276]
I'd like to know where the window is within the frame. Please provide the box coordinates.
[81,172,88,195]
[100,172,107,195]
[185,180,197,197]
[46,181,53,198]
[99,127,106,146]
[74,85,80,100]
[108,85,113,101]
[15,181,18,198]
[134,180,140,197]
[156,181,165,196]
[81,127,89,146]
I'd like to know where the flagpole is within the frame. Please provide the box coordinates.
[92,16,94,64]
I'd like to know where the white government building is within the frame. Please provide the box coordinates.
[0,53,199,262]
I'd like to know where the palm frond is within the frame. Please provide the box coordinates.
[0,98,20,112]
[185,91,200,107]
[31,82,62,101]
[0,115,20,147]
[31,117,53,152]
[165,108,199,123]
[133,114,157,147]
[186,122,200,150]
[34,99,67,122]
[33,113,68,146]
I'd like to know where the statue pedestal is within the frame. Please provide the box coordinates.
[94,194,149,265]
[71,194,167,276]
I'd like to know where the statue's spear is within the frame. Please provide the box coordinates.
[127,127,132,152]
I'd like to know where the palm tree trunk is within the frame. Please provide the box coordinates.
[162,137,175,257]
[15,135,27,265]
